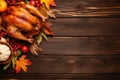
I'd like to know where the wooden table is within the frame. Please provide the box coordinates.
[1,0,120,79]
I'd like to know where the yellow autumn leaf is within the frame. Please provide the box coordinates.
[15,55,32,73]
[41,0,56,9]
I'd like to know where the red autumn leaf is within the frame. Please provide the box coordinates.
[15,55,32,73]
[43,21,54,35]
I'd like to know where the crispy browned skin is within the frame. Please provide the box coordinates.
[22,4,47,21]
[1,4,47,43]
[7,6,40,25]
[8,2,47,21]
[7,25,33,43]
[2,15,33,31]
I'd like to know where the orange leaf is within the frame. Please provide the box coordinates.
[15,55,32,73]
[41,0,56,9]
[15,60,21,73]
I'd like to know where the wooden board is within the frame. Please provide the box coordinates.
[0,0,120,79]
[41,37,120,54]
[55,0,120,17]
[1,55,120,79]
[52,18,120,36]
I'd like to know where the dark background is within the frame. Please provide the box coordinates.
[0,0,120,79]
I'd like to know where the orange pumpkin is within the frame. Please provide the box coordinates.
[0,0,7,12]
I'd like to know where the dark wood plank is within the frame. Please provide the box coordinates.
[52,18,120,36]
[41,37,120,54]
[28,54,120,73]
[1,55,120,74]
[1,73,120,80]
[54,0,120,17]
[1,0,120,79]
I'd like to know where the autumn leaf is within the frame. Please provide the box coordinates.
[3,61,11,70]
[36,33,43,44]
[39,3,49,19]
[41,0,56,10]
[41,32,48,40]
[29,43,42,56]
[48,10,56,18]
[36,32,48,44]
[43,21,54,35]
[15,55,32,73]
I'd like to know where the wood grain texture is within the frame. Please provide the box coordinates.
[40,37,120,54]
[52,18,120,36]
[1,55,120,79]
[54,0,120,17]
[27,54,120,73]
[1,73,120,80]
[1,0,120,79]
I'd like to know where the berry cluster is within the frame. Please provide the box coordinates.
[9,39,29,54]
[9,39,22,52]
[5,0,41,9]
[29,0,41,9]
[0,30,7,39]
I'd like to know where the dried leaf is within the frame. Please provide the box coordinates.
[12,56,18,68]
[41,32,48,41]
[36,33,43,44]
[36,32,47,44]
[3,61,11,70]
[39,3,49,19]
[30,43,42,56]
[41,0,56,10]
[15,55,32,73]
[43,21,54,35]
[47,10,56,18]
[17,50,22,56]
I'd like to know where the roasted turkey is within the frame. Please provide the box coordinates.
[0,3,53,43]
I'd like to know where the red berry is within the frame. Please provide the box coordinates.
[0,31,7,37]
[19,0,23,1]
[6,0,10,4]
[36,3,40,7]
[12,0,16,3]
[21,45,29,53]
[30,0,35,6]
[35,0,39,4]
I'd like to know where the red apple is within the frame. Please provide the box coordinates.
[21,45,29,53]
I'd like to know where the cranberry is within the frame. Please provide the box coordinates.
[30,0,35,6]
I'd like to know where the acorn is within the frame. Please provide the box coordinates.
[0,42,13,64]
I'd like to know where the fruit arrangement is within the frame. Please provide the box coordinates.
[0,0,56,73]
